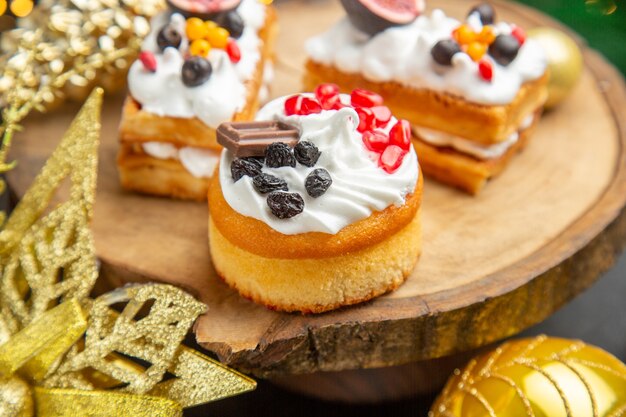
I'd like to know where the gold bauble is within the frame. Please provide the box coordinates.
[430,336,626,417]
[528,28,583,109]
[0,376,34,417]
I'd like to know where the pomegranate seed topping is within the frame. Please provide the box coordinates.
[379,145,406,173]
[226,38,241,63]
[478,58,493,82]
[351,88,383,108]
[371,106,392,127]
[355,107,375,133]
[300,97,322,115]
[362,130,389,152]
[284,95,304,116]
[389,120,412,150]
[319,93,342,110]
[139,51,157,72]
[511,26,526,45]
[315,83,340,101]
[329,98,346,110]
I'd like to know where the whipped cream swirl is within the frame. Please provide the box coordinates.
[306,9,547,106]
[218,96,420,235]
[128,0,267,128]
[142,142,220,178]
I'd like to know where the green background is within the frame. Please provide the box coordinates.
[515,0,625,74]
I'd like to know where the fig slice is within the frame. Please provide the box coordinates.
[340,0,424,36]
[167,0,242,19]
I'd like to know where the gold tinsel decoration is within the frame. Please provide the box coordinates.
[0,89,256,416]
[0,0,165,224]
[430,335,626,417]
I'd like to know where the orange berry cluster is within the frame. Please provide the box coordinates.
[452,24,496,62]
[186,17,231,58]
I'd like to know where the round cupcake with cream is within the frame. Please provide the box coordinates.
[208,84,422,313]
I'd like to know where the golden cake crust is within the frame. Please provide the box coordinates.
[208,168,423,259]
[118,6,278,150]
[304,59,548,145]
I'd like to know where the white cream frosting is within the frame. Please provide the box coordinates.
[413,113,535,159]
[306,9,547,105]
[142,142,220,178]
[219,95,420,235]
[128,0,267,128]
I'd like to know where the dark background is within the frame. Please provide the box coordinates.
[190,1,626,415]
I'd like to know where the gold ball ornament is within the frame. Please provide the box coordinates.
[0,376,34,417]
[430,336,626,417]
[527,28,583,109]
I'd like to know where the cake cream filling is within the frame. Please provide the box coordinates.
[142,142,220,178]
[219,95,420,235]
[306,9,547,106]
[412,113,535,159]
[128,0,267,128]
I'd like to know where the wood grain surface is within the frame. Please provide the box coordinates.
[7,0,626,380]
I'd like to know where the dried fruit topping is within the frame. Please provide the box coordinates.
[186,17,210,41]
[371,106,392,127]
[389,119,412,150]
[379,145,406,173]
[478,58,493,82]
[182,56,213,87]
[284,95,304,116]
[351,88,383,107]
[157,25,183,52]
[511,26,526,45]
[468,3,495,25]
[362,130,389,152]
[355,106,375,133]
[139,51,157,72]
[207,26,230,48]
[231,157,262,181]
[431,39,461,66]
[340,0,423,36]
[226,38,241,63]
[189,39,212,57]
[294,141,321,167]
[215,11,245,39]
[265,142,296,168]
[466,41,488,62]
[253,173,288,194]
[305,168,333,198]
[488,34,520,66]
[267,192,305,219]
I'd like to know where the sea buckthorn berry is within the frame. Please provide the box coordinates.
[305,168,333,198]
[265,142,296,168]
[454,24,476,45]
[468,3,496,25]
[207,26,230,48]
[371,106,392,127]
[284,95,304,115]
[156,25,182,51]
[379,145,406,173]
[362,130,389,152]
[511,26,526,45]
[226,38,241,63]
[189,39,212,57]
[467,41,487,61]
[186,17,209,41]
[267,192,304,219]
[253,173,288,194]
[355,106,375,133]
[139,51,157,72]
[389,119,412,151]
[205,20,218,31]
[489,34,520,66]
[351,89,383,108]
[477,26,496,44]
[300,97,322,115]
[478,58,493,82]
[294,141,321,167]
[431,39,462,66]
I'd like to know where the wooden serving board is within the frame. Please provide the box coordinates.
[7,0,626,382]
